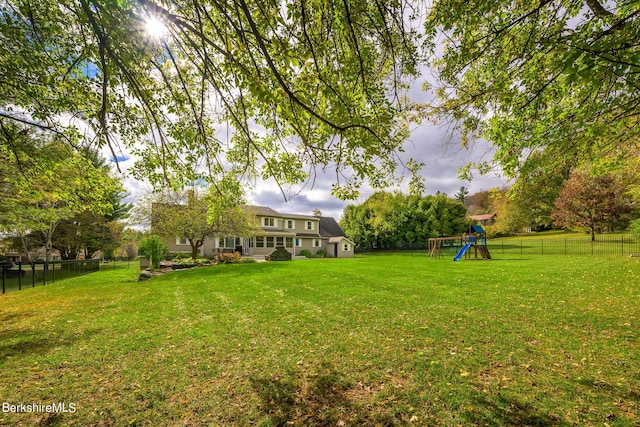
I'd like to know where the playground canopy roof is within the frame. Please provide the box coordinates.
[468,225,485,234]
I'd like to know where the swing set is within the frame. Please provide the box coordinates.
[428,225,491,261]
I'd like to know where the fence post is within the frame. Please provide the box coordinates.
[2,265,5,294]
[31,262,35,288]
[18,262,22,291]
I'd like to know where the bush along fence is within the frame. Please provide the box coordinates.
[487,235,640,256]
[1,259,99,294]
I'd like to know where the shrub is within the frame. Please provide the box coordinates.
[299,249,312,258]
[138,235,168,268]
[216,252,241,264]
[174,257,210,266]
[268,247,292,261]
[628,219,640,239]
[315,249,326,258]
[125,243,138,261]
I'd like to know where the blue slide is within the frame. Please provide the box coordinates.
[453,243,471,262]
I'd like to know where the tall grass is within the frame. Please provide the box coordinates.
[1,254,638,426]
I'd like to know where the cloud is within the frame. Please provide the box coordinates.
[248,181,349,221]
[242,120,508,221]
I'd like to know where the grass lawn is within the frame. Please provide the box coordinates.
[1,253,639,426]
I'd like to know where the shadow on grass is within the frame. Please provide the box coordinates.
[250,362,397,426]
[0,328,102,359]
[576,376,640,419]
[463,393,565,426]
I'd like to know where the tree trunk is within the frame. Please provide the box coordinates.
[18,232,34,262]
[189,240,203,261]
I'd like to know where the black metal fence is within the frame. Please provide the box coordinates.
[1,259,100,294]
[355,235,640,257]
[488,235,640,256]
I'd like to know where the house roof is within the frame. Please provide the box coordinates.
[258,229,297,236]
[246,205,317,220]
[296,233,322,238]
[318,217,346,238]
[329,236,355,244]
[246,205,281,217]
[469,213,496,221]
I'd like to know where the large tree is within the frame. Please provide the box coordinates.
[341,191,469,249]
[551,172,635,241]
[0,0,424,198]
[137,184,257,260]
[49,149,131,260]
[454,186,469,205]
[51,212,124,260]
[0,125,119,261]
[427,0,640,180]
[492,152,572,234]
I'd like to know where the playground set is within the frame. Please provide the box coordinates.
[428,225,492,261]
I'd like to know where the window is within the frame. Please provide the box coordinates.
[285,237,293,248]
[256,236,264,248]
[176,237,188,245]
[343,243,350,252]
[306,221,313,230]
[295,239,302,247]
[263,217,275,227]
[313,239,320,247]
[266,237,275,248]
[219,237,235,248]
[276,237,284,247]
[286,219,294,229]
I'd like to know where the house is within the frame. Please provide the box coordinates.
[469,213,497,226]
[319,216,355,258]
[166,206,354,259]
[1,249,61,262]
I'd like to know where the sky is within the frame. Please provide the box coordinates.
[111,90,509,223]
[247,134,508,221]
[114,115,508,222]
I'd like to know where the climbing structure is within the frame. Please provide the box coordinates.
[428,225,491,261]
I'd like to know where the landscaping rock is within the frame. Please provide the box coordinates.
[138,270,155,281]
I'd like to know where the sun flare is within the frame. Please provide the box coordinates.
[145,16,167,39]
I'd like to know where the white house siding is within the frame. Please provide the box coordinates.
[163,206,350,259]
[327,236,355,258]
